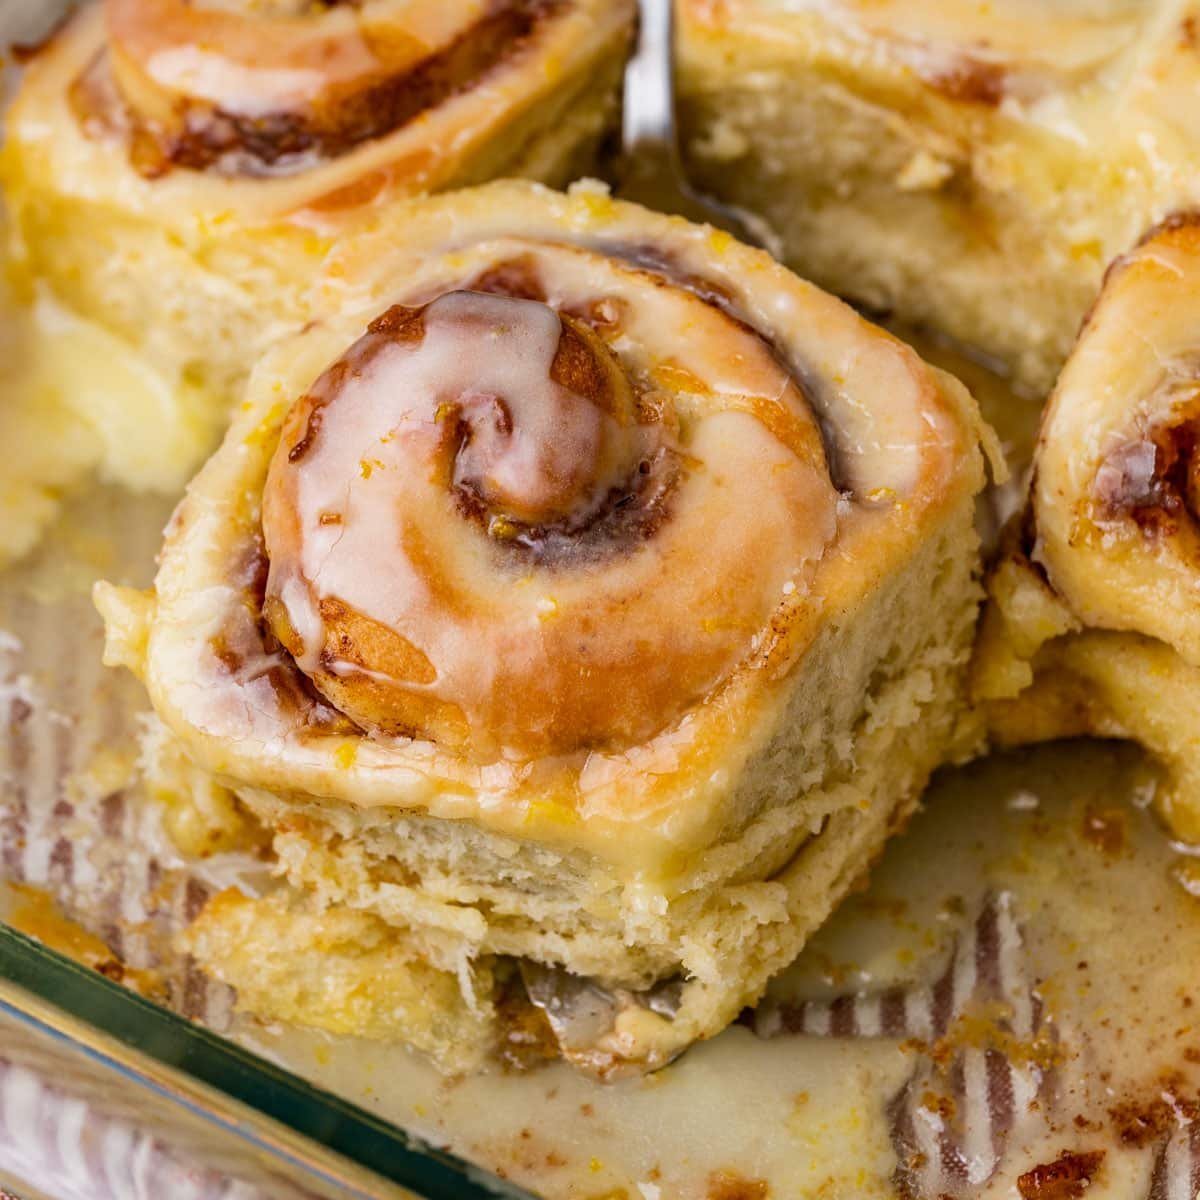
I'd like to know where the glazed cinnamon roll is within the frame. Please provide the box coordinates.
[2,0,632,458]
[677,0,1200,397]
[96,181,990,1075]
[975,214,1200,841]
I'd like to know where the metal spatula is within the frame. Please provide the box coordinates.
[615,0,780,254]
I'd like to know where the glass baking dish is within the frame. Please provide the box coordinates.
[0,925,529,1200]
[6,5,1200,1200]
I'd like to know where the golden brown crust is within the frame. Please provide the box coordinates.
[976,213,1200,842]
[108,181,983,867]
[95,0,561,178]
[1030,213,1200,664]
[8,0,634,229]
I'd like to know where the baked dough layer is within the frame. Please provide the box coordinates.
[180,500,978,1073]
[677,0,1200,397]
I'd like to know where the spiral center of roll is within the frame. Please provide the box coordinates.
[258,256,847,761]
[334,292,647,533]
[261,290,677,748]
[100,0,544,175]
[1094,400,1200,535]
[437,294,644,530]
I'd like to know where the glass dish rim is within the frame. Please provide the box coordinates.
[0,922,538,1200]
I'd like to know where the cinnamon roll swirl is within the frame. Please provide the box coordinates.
[677,0,1200,397]
[1,0,632,449]
[96,181,990,1075]
[975,214,1200,841]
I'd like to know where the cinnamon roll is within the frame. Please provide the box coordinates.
[677,0,1200,396]
[96,181,990,1075]
[974,214,1200,841]
[2,0,632,428]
